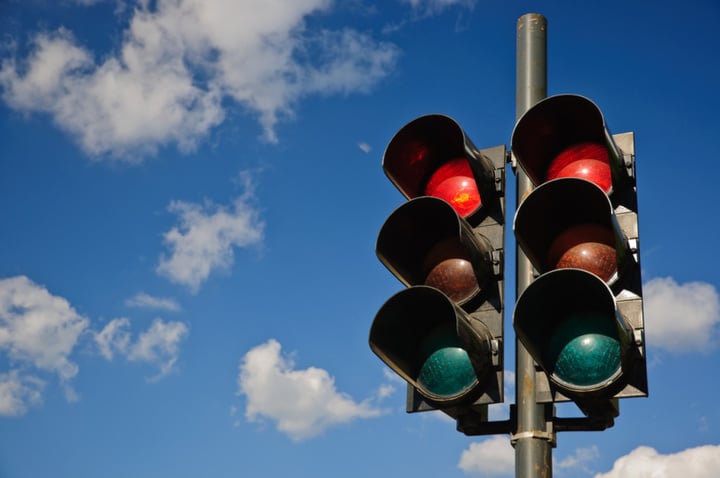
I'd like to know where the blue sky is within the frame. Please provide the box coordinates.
[1,1,719,477]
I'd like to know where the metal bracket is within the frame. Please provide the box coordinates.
[627,237,639,263]
[553,415,615,433]
[494,167,505,194]
[612,132,636,183]
[456,406,513,437]
[491,249,504,278]
[633,330,645,359]
[508,150,517,172]
[623,152,636,181]
[490,338,502,366]
[510,419,556,447]
[490,338,500,356]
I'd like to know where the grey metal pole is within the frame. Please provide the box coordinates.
[514,13,553,478]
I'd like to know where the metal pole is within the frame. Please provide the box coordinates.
[514,13,553,478]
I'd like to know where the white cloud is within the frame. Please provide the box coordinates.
[0,276,188,413]
[156,177,264,292]
[376,383,396,400]
[95,317,188,380]
[595,445,720,478]
[458,436,514,477]
[643,277,720,353]
[358,142,371,153]
[237,339,383,441]
[0,371,45,417]
[375,368,400,400]
[0,276,89,414]
[0,276,89,380]
[95,317,132,360]
[125,292,181,312]
[128,318,188,376]
[0,27,223,161]
[557,445,599,475]
[0,0,399,159]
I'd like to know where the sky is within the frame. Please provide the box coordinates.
[0,1,719,477]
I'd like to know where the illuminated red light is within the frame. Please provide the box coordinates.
[547,224,617,282]
[423,239,480,303]
[546,142,612,194]
[424,158,481,218]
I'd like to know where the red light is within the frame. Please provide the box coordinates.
[547,224,617,282]
[546,143,612,193]
[424,158,481,218]
[423,239,480,303]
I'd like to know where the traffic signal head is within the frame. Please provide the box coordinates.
[511,94,634,198]
[371,116,505,419]
[383,114,502,221]
[511,96,647,411]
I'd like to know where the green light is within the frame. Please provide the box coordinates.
[544,313,621,388]
[417,324,477,398]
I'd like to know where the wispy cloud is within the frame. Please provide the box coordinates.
[127,319,188,379]
[157,173,264,292]
[0,0,399,160]
[237,339,383,441]
[0,371,45,417]
[95,317,189,381]
[557,446,599,475]
[125,292,181,312]
[95,317,132,361]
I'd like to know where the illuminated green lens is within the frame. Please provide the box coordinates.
[417,325,477,398]
[544,313,621,387]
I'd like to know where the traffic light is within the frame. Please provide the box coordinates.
[511,95,647,416]
[369,115,505,420]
